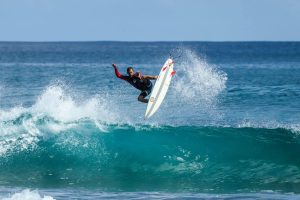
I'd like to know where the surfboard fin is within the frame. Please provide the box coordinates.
[171,70,176,76]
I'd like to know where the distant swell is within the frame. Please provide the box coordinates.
[0,120,300,192]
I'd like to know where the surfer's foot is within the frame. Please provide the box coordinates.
[138,95,149,103]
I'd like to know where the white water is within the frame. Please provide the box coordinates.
[174,50,227,105]
[0,85,123,155]
[2,189,54,200]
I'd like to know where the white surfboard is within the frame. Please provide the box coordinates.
[145,58,175,119]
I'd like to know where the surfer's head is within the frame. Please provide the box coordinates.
[127,67,134,77]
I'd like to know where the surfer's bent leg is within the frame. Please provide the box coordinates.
[138,83,152,103]
[138,92,149,103]
[138,86,152,103]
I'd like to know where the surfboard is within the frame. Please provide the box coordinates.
[145,58,175,119]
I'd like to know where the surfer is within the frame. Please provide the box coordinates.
[112,64,158,103]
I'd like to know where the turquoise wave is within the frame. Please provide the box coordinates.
[1,115,300,193]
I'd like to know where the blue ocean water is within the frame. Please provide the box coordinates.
[0,42,300,199]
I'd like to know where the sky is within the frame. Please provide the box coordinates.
[0,0,300,41]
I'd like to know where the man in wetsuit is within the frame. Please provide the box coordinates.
[112,63,158,103]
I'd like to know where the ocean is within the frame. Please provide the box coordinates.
[0,42,300,199]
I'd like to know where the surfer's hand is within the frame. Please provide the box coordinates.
[112,63,117,68]
[137,72,142,79]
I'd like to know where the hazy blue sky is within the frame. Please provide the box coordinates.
[0,0,299,41]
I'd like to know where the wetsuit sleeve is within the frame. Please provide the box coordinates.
[113,66,128,81]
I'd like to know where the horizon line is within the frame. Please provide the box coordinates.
[0,40,300,43]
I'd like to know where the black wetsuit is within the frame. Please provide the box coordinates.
[114,68,153,97]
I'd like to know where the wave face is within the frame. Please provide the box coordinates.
[1,111,300,192]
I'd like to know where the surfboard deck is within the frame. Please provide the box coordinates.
[145,58,175,119]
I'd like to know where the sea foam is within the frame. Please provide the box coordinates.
[0,84,122,155]
[174,49,227,105]
[2,189,55,200]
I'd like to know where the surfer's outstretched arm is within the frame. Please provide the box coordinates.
[112,64,128,80]
[143,75,158,80]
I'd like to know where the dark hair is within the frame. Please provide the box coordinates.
[127,67,134,74]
